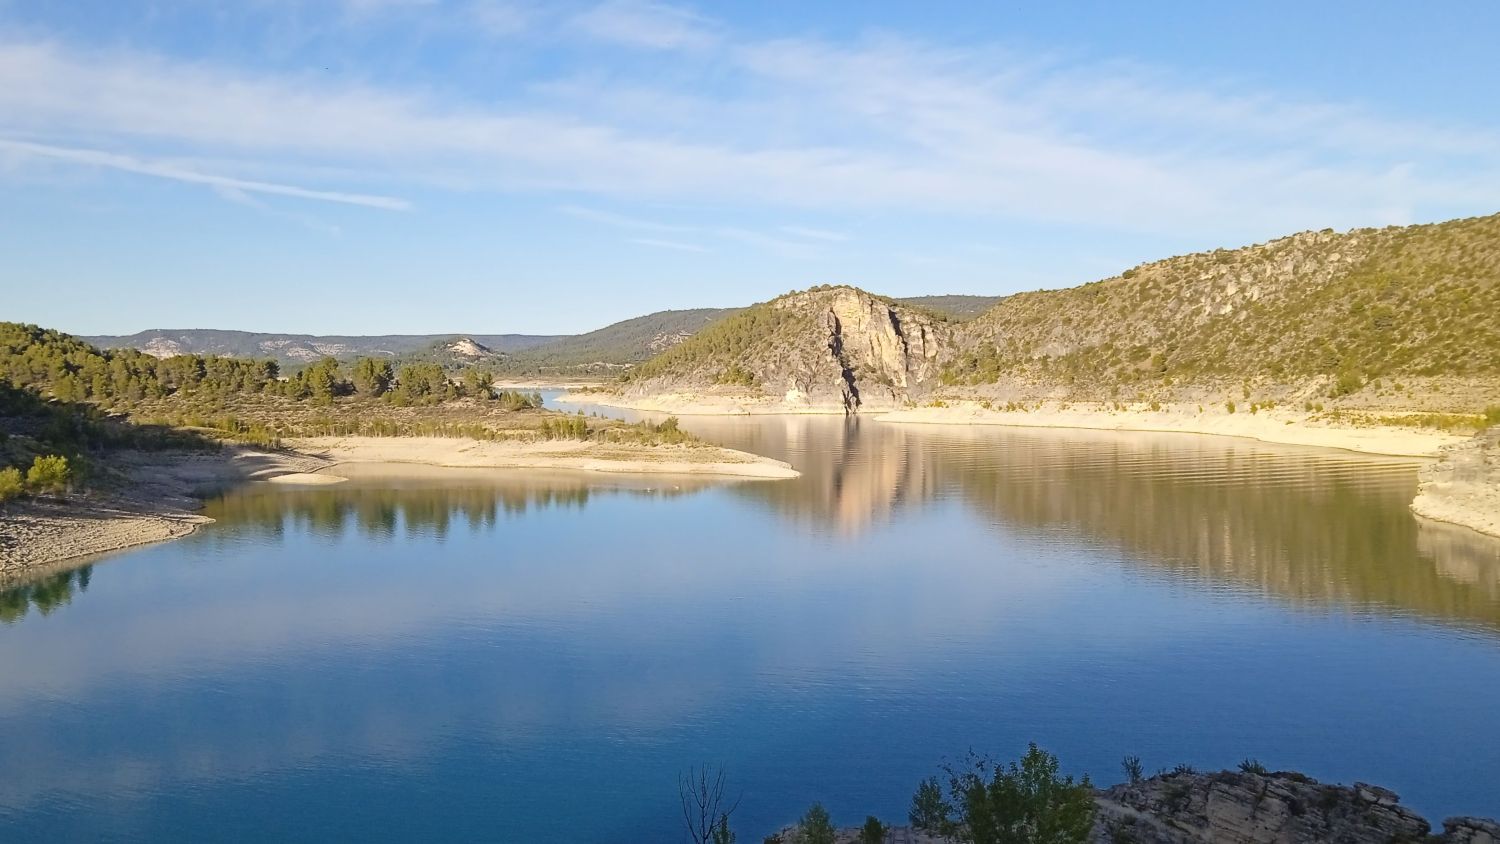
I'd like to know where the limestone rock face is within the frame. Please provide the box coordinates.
[1412,427,1500,538]
[770,287,949,411]
[1092,770,1434,843]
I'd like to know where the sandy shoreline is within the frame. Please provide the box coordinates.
[0,437,796,578]
[562,392,1469,457]
[874,402,1467,457]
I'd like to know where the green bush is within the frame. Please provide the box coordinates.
[911,744,1095,844]
[0,466,23,503]
[25,455,70,495]
[859,816,888,844]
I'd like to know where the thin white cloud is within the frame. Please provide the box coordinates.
[782,225,849,242]
[0,138,410,210]
[0,26,1496,237]
[627,237,708,253]
[558,204,693,233]
[568,0,718,50]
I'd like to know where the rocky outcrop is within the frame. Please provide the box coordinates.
[774,288,947,411]
[1413,428,1500,538]
[1092,769,1486,844]
[785,771,1498,844]
[623,287,952,413]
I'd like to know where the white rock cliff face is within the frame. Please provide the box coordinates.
[771,288,948,411]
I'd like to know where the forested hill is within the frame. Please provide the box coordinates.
[499,308,741,375]
[82,330,560,368]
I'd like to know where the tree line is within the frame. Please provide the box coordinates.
[1,322,542,409]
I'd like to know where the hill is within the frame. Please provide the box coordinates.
[623,286,952,411]
[620,212,1500,414]
[83,329,559,368]
[500,308,741,375]
[946,212,1500,405]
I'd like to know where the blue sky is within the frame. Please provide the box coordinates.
[2,1,1498,336]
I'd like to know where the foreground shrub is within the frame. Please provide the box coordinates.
[25,455,70,495]
[0,466,22,503]
[910,744,1095,844]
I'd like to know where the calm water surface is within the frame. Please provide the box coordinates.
[2,407,1499,841]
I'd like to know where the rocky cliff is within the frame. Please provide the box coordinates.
[624,286,951,412]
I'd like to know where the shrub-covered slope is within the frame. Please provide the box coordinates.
[946,213,1500,401]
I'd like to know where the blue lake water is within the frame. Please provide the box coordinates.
[2,411,1499,842]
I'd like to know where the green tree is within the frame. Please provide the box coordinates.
[797,803,835,844]
[0,466,23,504]
[910,776,953,834]
[25,455,71,495]
[859,815,888,844]
[930,744,1095,844]
[305,357,345,403]
[352,357,394,396]
[463,368,496,398]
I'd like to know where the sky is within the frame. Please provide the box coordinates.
[2,1,1498,336]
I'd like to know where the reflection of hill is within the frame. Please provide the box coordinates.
[689,416,1500,632]
[930,427,1500,631]
[202,471,716,543]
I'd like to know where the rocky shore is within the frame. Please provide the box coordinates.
[1413,428,1500,538]
[781,770,1499,844]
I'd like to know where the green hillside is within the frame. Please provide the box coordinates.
[502,308,741,375]
[944,213,1500,399]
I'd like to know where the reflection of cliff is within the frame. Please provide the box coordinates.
[933,427,1500,631]
[712,417,938,535]
[0,565,92,624]
[202,472,714,543]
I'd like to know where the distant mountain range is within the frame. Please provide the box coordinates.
[81,330,560,367]
[84,296,1001,373]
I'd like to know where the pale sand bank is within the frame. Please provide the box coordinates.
[287,436,799,479]
[557,390,849,416]
[1,436,796,576]
[875,402,1466,457]
[265,472,348,485]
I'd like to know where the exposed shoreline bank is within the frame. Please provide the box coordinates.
[874,401,1466,458]
[563,392,1468,457]
[0,436,797,578]
[1411,429,1500,539]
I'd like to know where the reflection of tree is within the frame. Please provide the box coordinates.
[201,475,705,544]
[0,565,93,624]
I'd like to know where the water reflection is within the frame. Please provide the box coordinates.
[0,565,92,624]
[669,417,1500,632]
[200,467,720,544]
[3,416,1500,839]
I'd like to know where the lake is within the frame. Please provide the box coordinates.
[2,410,1498,842]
